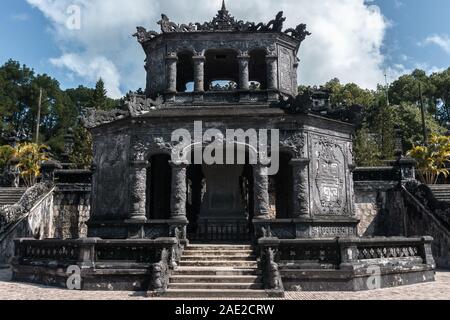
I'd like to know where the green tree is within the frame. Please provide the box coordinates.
[88,78,117,110]
[324,78,375,107]
[389,69,437,115]
[0,145,14,172]
[393,102,446,150]
[407,135,450,184]
[354,126,381,166]
[69,125,93,169]
[430,68,450,123]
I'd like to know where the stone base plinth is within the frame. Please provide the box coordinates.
[10,238,181,292]
[281,264,435,292]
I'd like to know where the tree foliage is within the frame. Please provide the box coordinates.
[0,60,117,168]
[407,135,450,184]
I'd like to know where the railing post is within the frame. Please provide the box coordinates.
[338,238,358,270]
[41,160,62,183]
[77,238,98,268]
[420,236,436,268]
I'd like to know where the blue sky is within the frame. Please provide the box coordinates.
[0,0,449,97]
[375,0,450,75]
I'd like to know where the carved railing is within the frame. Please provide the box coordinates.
[189,219,252,242]
[353,166,398,182]
[259,237,435,271]
[12,237,179,293]
[401,184,450,268]
[0,185,56,265]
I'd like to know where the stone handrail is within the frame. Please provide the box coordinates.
[0,187,55,243]
[403,182,450,228]
[0,182,54,228]
[0,185,55,265]
[12,237,180,293]
[259,236,435,270]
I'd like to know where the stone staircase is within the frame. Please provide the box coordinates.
[163,244,270,298]
[0,188,27,206]
[428,185,450,202]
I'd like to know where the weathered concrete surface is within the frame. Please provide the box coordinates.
[0,268,449,300]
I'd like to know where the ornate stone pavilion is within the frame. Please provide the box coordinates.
[11,3,436,296]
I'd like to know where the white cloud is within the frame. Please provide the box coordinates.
[421,34,450,54]
[50,54,122,98]
[27,0,389,97]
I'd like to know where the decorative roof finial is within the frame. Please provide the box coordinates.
[221,0,226,11]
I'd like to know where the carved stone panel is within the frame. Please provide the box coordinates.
[92,134,130,218]
[310,135,349,216]
[147,46,166,94]
[279,46,294,95]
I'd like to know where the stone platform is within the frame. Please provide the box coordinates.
[259,236,436,292]
[9,236,436,295]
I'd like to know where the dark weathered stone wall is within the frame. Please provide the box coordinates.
[0,185,90,265]
[52,187,90,239]
[355,179,450,268]
[354,181,399,237]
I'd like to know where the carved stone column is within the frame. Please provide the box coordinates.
[170,162,188,221]
[237,54,250,91]
[290,158,310,217]
[266,55,278,90]
[193,55,206,93]
[253,164,270,219]
[129,160,149,221]
[165,53,178,93]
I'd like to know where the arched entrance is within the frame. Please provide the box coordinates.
[185,146,255,242]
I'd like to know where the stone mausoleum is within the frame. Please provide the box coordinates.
[11,3,436,297]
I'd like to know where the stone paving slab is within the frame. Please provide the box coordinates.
[0,268,449,300]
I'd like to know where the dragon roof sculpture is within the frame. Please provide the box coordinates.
[134,1,310,44]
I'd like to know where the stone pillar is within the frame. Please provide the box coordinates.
[193,55,206,93]
[290,158,310,217]
[253,164,270,219]
[40,160,62,183]
[266,55,278,90]
[165,53,178,93]
[129,160,148,221]
[237,54,250,91]
[170,162,188,221]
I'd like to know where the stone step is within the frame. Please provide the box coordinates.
[172,267,261,276]
[179,260,259,267]
[183,250,255,256]
[170,275,262,284]
[180,255,257,262]
[186,245,253,250]
[168,283,264,290]
[160,289,269,298]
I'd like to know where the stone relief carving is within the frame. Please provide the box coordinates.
[279,131,306,158]
[311,136,348,216]
[310,226,356,238]
[81,108,129,129]
[95,136,129,216]
[279,47,293,93]
[125,94,164,117]
[81,94,166,129]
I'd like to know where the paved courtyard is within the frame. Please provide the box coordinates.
[0,268,448,300]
